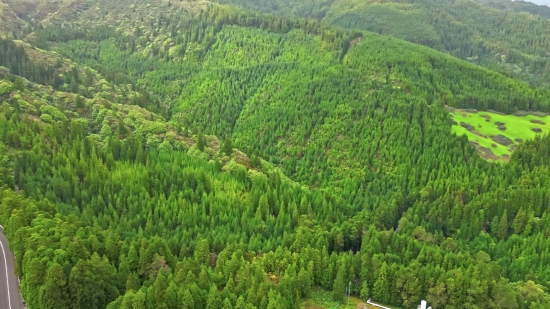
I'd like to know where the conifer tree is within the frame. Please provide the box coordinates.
[197,131,206,152]
[373,263,390,303]
[223,137,233,155]
[498,210,509,240]
[332,263,346,302]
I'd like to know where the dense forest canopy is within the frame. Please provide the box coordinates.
[208,0,550,86]
[475,0,550,17]
[1,0,550,309]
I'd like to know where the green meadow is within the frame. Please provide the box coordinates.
[450,109,550,161]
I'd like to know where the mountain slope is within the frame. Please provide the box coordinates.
[327,0,550,84]
[3,1,550,309]
[211,0,550,86]
[0,0,27,37]
[5,0,550,87]
[28,3,550,165]
[3,59,550,309]
[474,0,550,18]
[0,71,338,308]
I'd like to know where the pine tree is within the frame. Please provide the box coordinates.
[118,119,128,135]
[360,280,370,300]
[222,298,234,309]
[497,210,508,240]
[223,137,233,155]
[206,285,223,309]
[332,263,346,302]
[197,131,206,152]
[179,288,194,309]
[297,267,311,298]
[194,239,211,266]
[235,296,248,309]
[126,273,140,291]
[147,270,168,308]
[257,194,269,221]
[101,119,113,138]
[39,263,70,309]
[512,208,528,235]
[13,77,24,92]
[75,95,84,108]
[373,263,390,303]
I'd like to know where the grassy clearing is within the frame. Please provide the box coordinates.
[302,289,400,309]
[450,109,550,161]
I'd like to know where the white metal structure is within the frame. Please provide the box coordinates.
[366,299,392,309]
[421,300,427,309]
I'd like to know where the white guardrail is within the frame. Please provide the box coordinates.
[366,299,393,309]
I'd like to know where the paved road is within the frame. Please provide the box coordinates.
[0,225,24,309]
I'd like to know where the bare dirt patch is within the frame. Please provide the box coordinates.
[460,122,475,131]
[498,125,506,131]
[514,110,547,117]
[472,130,487,138]
[490,134,514,146]
[531,128,543,133]
[471,142,499,160]
[234,150,251,168]
[481,114,491,120]
[530,119,546,125]
[515,138,523,143]
[495,121,505,126]
[502,154,510,162]
[509,145,517,152]
[350,36,363,47]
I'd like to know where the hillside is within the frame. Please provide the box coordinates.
[326,0,550,86]
[0,72,333,309]
[4,0,550,86]
[2,1,550,309]
[21,2,550,164]
[474,0,550,18]
[211,0,550,87]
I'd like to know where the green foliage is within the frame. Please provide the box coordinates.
[210,0,550,86]
[213,0,334,19]
[0,38,59,86]
[3,2,550,309]
[222,137,233,155]
[196,130,206,152]
[372,263,390,304]
[474,0,550,18]
[331,264,346,302]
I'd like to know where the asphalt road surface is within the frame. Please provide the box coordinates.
[0,225,24,309]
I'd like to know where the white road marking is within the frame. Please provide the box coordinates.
[0,238,12,309]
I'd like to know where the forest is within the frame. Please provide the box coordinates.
[211,0,550,87]
[1,0,550,308]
